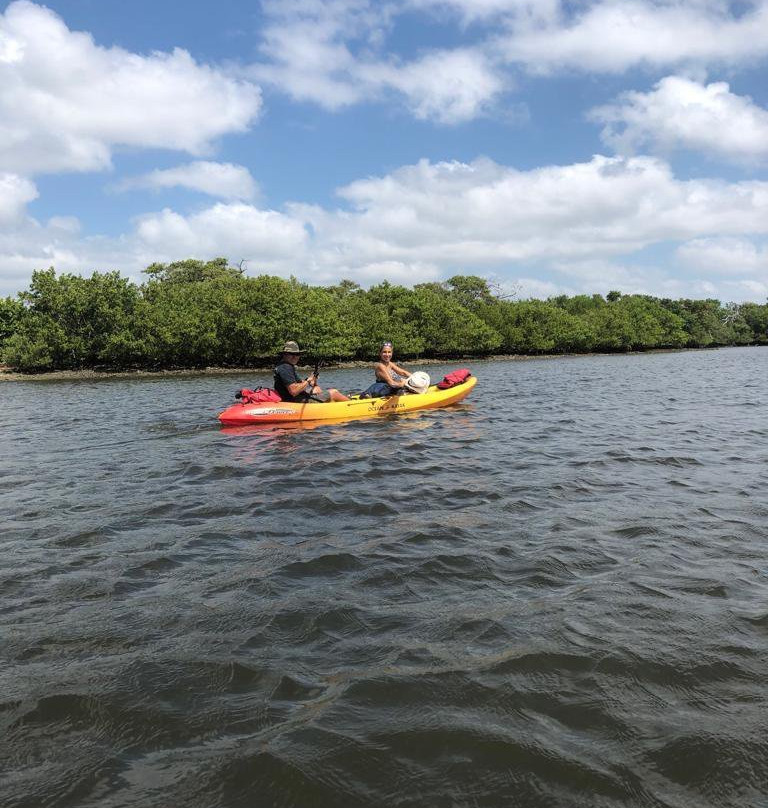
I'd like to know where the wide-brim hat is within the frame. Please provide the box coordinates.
[281,340,305,354]
[404,371,430,393]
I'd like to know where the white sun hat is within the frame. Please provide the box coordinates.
[404,371,430,394]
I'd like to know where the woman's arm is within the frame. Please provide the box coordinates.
[390,362,410,378]
[375,362,404,387]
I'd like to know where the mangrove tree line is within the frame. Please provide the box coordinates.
[1,258,766,372]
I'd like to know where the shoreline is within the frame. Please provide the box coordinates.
[0,356,524,382]
[0,347,730,382]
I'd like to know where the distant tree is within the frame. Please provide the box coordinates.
[658,298,736,347]
[586,295,685,350]
[409,285,502,355]
[552,293,607,316]
[2,268,145,371]
[0,295,25,349]
[327,279,363,298]
[740,302,768,344]
[143,257,243,284]
[445,275,496,308]
[494,300,586,353]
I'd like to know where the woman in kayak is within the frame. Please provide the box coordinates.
[361,341,412,398]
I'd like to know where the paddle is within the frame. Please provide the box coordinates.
[312,358,324,383]
[305,359,326,402]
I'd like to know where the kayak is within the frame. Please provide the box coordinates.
[218,375,477,425]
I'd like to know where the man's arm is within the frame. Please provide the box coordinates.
[276,365,316,397]
[288,373,317,396]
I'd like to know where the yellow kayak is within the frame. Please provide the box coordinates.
[218,375,477,425]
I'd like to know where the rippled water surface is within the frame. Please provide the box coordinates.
[3,348,768,807]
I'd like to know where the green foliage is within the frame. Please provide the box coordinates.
[444,275,496,310]
[143,257,243,284]
[0,295,25,349]
[585,295,687,351]
[355,282,427,356]
[656,298,748,347]
[2,264,767,372]
[1,268,145,371]
[405,285,502,356]
[740,303,768,344]
[494,300,590,353]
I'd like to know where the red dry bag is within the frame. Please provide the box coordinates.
[236,387,282,404]
[436,369,471,389]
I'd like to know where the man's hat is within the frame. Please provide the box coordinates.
[281,340,305,354]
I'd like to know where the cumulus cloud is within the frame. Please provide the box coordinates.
[0,1,262,176]
[249,0,505,122]
[361,48,505,123]
[251,10,363,109]
[551,258,648,289]
[0,206,107,298]
[494,0,768,74]
[333,260,441,284]
[591,76,768,162]
[725,278,768,298]
[135,203,309,265]
[406,0,561,25]
[119,162,258,201]
[247,1,768,122]
[677,236,768,274]
[315,155,768,263]
[5,154,768,300]
[127,155,768,290]
[0,172,37,222]
[513,276,570,299]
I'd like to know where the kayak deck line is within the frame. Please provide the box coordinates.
[217,375,477,425]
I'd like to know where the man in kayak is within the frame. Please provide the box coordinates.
[273,341,350,403]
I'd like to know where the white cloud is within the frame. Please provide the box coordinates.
[252,16,362,109]
[724,278,768,298]
[135,203,309,265]
[247,1,768,122]
[0,207,103,299]
[120,162,258,201]
[5,154,768,301]
[361,48,505,123]
[406,0,561,25]
[513,276,568,299]
[127,155,768,296]
[493,0,768,74]
[677,236,768,274]
[591,76,768,162]
[250,0,505,122]
[0,172,37,222]
[0,1,262,176]
[335,260,441,284]
[318,155,768,264]
[551,258,647,289]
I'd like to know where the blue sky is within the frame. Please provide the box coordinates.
[2,0,768,301]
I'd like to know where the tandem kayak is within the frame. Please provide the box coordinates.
[218,375,477,426]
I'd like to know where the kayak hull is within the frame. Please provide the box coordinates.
[218,375,477,425]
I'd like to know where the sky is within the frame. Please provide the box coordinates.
[1,0,768,302]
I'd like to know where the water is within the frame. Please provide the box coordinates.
[2,348,768,808]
